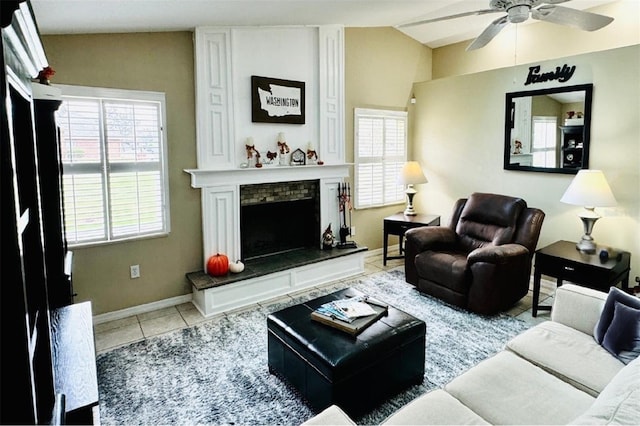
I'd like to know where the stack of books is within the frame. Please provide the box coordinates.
[311,295,388,336]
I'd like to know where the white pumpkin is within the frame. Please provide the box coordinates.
[228,260,245,273]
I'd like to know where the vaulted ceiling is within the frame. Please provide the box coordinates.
[31,0,616,48]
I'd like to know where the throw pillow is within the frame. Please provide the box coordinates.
[594,287,640,344]
[602,301,640,364]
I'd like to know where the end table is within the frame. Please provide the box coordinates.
[383,213,440,266]
[532,240,631,317]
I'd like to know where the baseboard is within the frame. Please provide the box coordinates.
[93,293,193,325]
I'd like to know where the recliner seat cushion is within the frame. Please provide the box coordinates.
[415,250,468,293]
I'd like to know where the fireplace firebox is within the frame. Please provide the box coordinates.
[240,180,320,260]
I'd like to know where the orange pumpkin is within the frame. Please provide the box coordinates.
[207,253,229,277]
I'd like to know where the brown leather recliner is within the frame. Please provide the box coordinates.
[404,193,545,315]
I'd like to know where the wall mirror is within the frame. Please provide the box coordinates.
[503,83,593,174]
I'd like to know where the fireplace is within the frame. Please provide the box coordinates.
[185,165,366,318]
[240,180,320,260]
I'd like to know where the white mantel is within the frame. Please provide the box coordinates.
[185,164,350,188]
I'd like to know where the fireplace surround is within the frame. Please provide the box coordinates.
[185,26,365,317]
[185,165,366,317]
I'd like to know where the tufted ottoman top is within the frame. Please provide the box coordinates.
[267,287,426,381]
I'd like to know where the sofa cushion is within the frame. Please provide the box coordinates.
[571,354,640,425]
[551,284,606,336]
[301,405,355,425]
[594,286,640,344]
[506,321,623,396]
[382,389,489,425]
[444,351,594,425]
[602,301,640,364]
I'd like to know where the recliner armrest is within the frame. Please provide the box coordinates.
[467,243,529,265]
[405,227,457,252]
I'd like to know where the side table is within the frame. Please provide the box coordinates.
[383,213,440,266]
[532,240,631,317]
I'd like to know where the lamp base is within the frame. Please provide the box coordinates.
[404,206,417,216]
[404,186,418,216]
[575,210,599,254]
[576,236,596,254]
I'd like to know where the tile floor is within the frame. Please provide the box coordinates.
[94,251,558,354]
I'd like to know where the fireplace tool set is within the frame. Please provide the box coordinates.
[337,183,357,249]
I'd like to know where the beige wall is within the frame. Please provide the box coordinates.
[412,45,640,278]
[42,32,202,315]
[432,1,640,79]
[345,27,432,251]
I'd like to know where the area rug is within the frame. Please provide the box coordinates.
[96,269,532,425]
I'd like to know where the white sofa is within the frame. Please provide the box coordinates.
[303,284,640,425]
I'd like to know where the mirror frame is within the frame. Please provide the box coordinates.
[503,83,593,175]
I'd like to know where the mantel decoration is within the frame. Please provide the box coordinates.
[36,66,55,85]
[291,148,306,166]
[277,132,291,166]
[245,138,262,168]
[251,76,305,124]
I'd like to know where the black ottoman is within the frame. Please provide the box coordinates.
[267,287,426,417]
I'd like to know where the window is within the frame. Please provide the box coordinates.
[531,116,558,168]
[354,108,407,209]
[56,85,170,246]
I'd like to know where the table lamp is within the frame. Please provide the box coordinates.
[398,161,427,216]
[560,169,617,253]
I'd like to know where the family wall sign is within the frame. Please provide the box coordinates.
[524,63,576,85]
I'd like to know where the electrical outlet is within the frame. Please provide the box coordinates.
[350,226,356,236]
[130,264,140,279]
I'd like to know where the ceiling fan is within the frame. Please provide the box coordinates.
[397,0,614,51]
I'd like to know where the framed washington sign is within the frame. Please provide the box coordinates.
[251,76,305,124]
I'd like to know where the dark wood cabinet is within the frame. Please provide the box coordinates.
[33,84,74,309]
[2,2,91,424]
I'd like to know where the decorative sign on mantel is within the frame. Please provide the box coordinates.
[251,76,305,124]
[524,64,576,86]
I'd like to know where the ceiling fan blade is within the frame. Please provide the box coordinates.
[531,5,614,31]
[466,15,509,51]
[540,0,571,4]
[397,9,500,28]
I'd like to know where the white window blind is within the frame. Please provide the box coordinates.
[56,85,170,246]
[354,108,407,209]
[531,116,558,168]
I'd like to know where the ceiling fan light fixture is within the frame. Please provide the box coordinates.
[507,5,530,23]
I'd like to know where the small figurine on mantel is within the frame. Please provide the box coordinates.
[265,150,278,164]
[245,139,262,168]
[306,142,318,165]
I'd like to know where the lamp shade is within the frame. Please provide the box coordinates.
[398,161,428,185]
[560,170,617,207]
